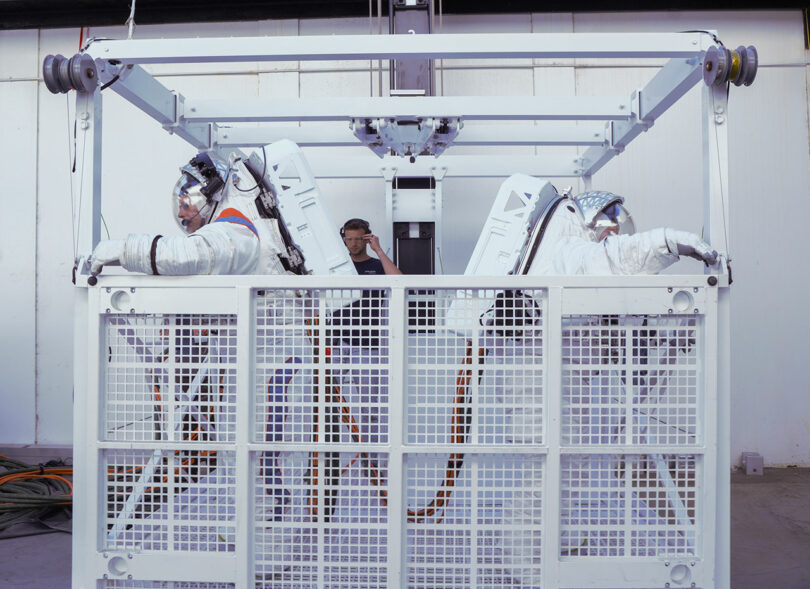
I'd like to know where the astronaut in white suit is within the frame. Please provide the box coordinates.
[525,189,717,276]
[90,151,297,277]
[486,180,717,588]
[94,145,360,559]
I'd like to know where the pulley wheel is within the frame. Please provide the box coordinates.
[42,54,67,94]
[69,53,98,93]
[732,45,747,87]
[67,55,81,90]
[704,43,758,88]
[58,55,73,94]
[741,45,758,86]
[703,45,729,87]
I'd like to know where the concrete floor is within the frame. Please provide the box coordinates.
[1,468,808,589]
[730,467,810,589]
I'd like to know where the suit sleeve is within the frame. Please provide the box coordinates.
[120,208,261,275]
[551,228,679,275]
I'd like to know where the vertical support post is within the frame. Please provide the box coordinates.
[468,288,482,589]
[714,279,731,589]
[703,84,730,259]
[382,167,397,259]
[387,282,406,589]
[541,287,562,589]
[235,286,253,589]
[74,90,103,257]
[702,81,730,589]
[431,167,446,274]
[701,292,720,589]
[315,291,328,577]
[72,287,101,587]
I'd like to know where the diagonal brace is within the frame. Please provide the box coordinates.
[97,61,215,151]
[580,57,704,177]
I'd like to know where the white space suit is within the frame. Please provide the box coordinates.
[90,161,290,277]
[525,198,715,276]
[97,144,367,560]
[485,182,716,588]
[108,192,287,276]
[89,140,355,279]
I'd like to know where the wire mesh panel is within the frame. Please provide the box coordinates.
[81,283,718,589]
[255,289,390,446]
[408,289,545,446]
[562,315,701,447]
[560,454,698,558]
[405,453,544,588]
[104,315,238,443]
[560,314,702,565]
[253,288,391,587]
[403,289,547,588]
[103,449,236,552]
[101,312,239,563]
[254,451,389,588]
[478,333,545,447]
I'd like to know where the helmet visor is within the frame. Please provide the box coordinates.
[593,202,635,241]
[172,176,210,234]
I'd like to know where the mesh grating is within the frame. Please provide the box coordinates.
[104,315,237,444]
[255,289,390,445]
[560,454,698,558]
[562,315,700,447]
[406,454,544,588]
[408,289,544,446]
[255,451,389,588]
[87,289,713,589]
[103,449,236,552]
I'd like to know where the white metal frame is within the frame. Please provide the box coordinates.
[82,33,708,172]
[76,275,721,589]
[71,31,732,589]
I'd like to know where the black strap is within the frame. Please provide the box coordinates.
[519,196,564,275]
[150,235,163,275]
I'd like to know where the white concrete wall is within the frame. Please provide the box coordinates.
[1,10,807,466]
[1,30,39,444]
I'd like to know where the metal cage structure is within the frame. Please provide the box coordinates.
[69,32,733,589]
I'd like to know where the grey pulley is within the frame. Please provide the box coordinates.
[703,44,758,87]
[42,53,98,94]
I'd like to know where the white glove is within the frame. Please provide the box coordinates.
[90,239,125,275]
[664,229,718,266]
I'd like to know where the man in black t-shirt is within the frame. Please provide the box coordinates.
[341,218,402,277]
[331,219,401,348]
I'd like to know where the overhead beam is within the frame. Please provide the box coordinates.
[85,32,705,64]
[214,124,609,148]
[299,154,582,178]
[185,96,630,123]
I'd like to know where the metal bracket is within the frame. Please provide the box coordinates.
[634,89,654,131]
[161,91,181,134]
[431,166,447,182]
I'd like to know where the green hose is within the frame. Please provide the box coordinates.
[0,455,73,537]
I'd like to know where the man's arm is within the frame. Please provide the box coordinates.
[366,234,402,275]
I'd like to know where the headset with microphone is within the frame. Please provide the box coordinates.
[340,218,371,238]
